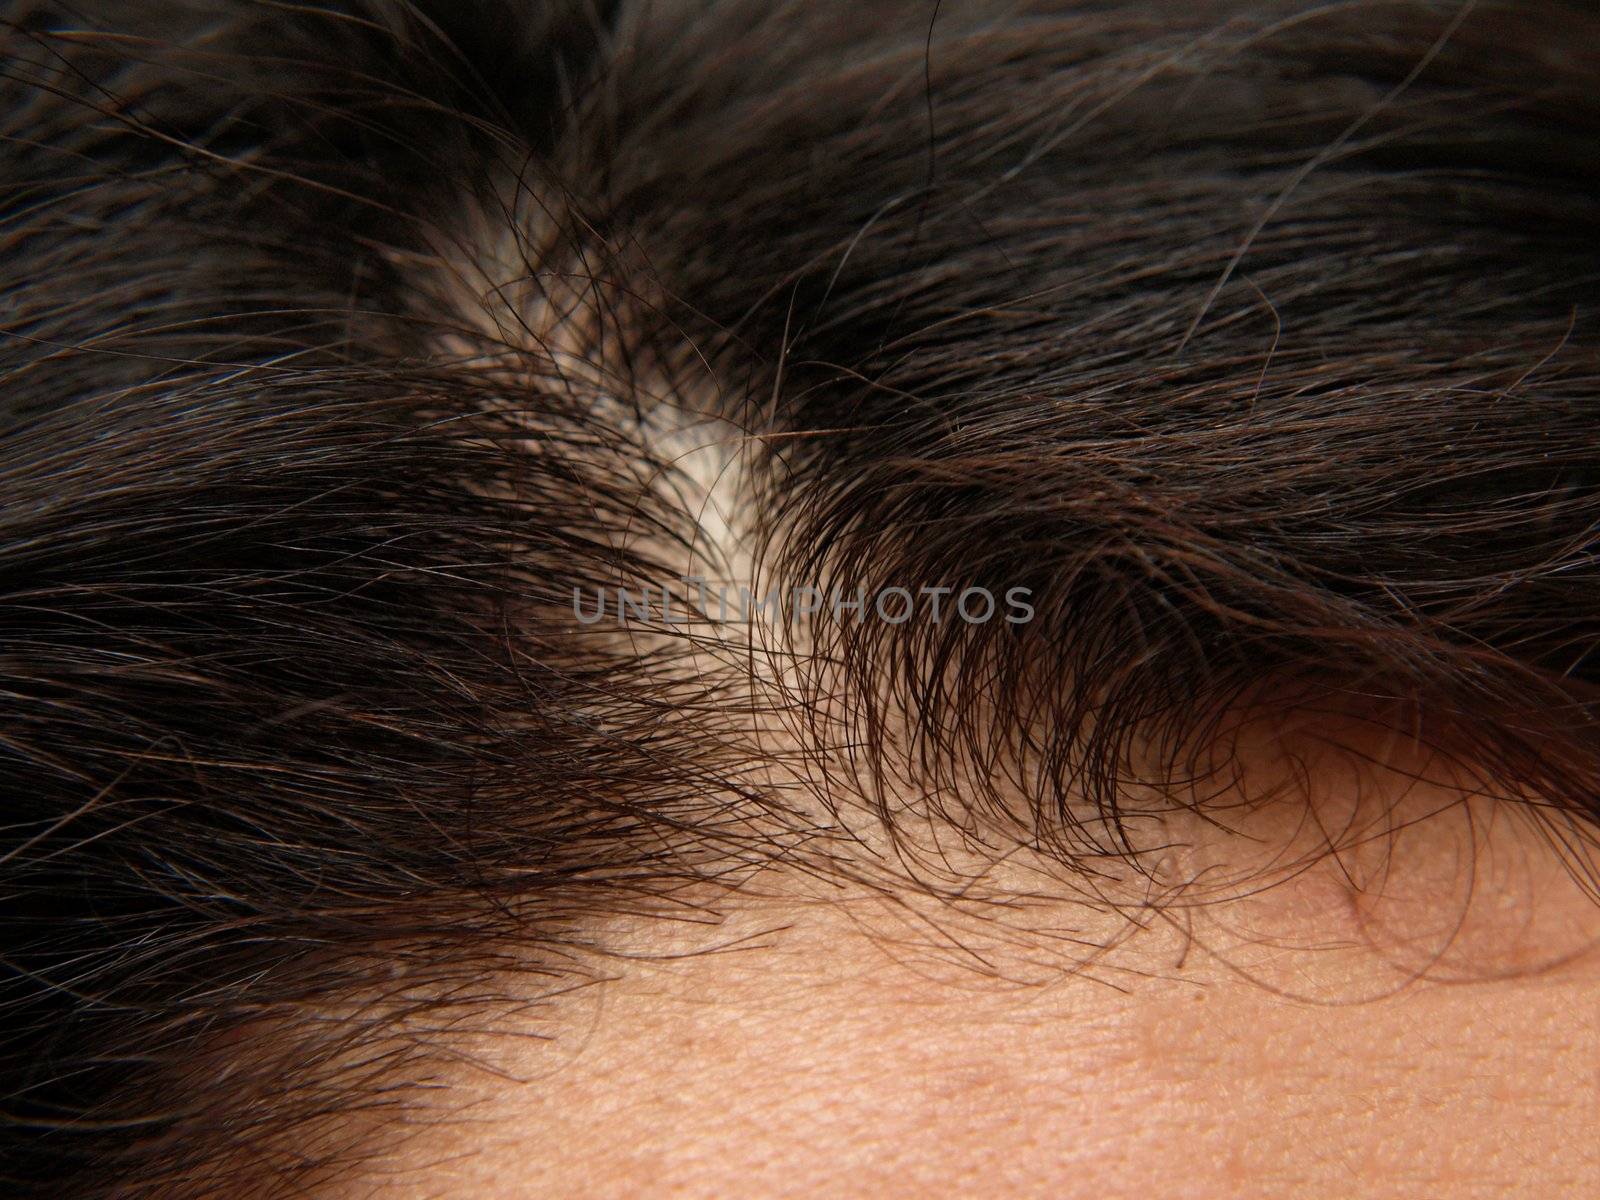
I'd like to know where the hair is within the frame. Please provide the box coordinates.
[2,0,1598,1195]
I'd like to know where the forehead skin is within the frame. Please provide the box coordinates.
[330,749,1600,1200]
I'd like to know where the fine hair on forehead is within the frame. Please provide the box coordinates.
[2,1,1599,1195]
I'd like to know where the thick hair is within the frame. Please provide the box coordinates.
[2,1,1598,1195]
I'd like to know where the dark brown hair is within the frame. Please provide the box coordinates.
[2,1,1598,1195]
